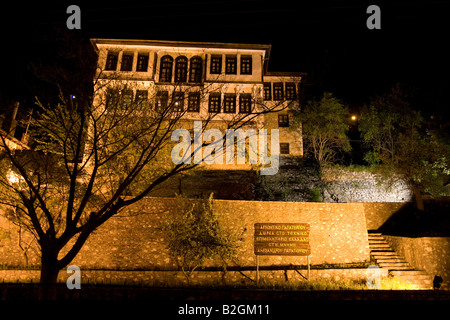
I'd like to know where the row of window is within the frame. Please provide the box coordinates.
[207,93,252,113]
[264,82,297,101]
[106,89,254,114]
[210,55,252,75]
[105,52,150,72]
[104,51,253,81]
[159,55,203,83]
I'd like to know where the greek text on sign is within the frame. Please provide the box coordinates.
[254,223,310,256]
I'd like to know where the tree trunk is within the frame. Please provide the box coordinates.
[39,250,60,300]
[412,185,425,211]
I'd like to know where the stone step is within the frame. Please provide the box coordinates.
[378,262,411,269]
[370,249,396,253]
[367,231,433,290]
[369,245,390,249]
[390,270,431,277]
[389,271,433,289]
[375,258,408,263]
[369,243,392,249]
[385,266,415,271]
[368,240,389,245]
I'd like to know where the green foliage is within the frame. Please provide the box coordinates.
[359,84,450,209]
[363,150,381,167]
[295,92,351,164]
[359,84,423,160]
[309,188,322,202]
[162,193,241,283]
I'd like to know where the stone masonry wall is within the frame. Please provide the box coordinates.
[0,198,370,270]
[322,167,413,203]
[384,235,450,288]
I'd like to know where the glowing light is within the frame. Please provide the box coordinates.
[7,171,20,184]
[351,115,357,121]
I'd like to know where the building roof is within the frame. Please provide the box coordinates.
[90,38,271,54]
[90,38,272,72]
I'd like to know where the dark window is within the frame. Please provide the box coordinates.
[156,91,169,111]
[210,55,222,74]
[106,88,119,108]
[239,94,252,113]
[280,143,290,155]
[188,92,200,112]
[121,90,133,109]
[189,56,203,83]
[121,53,134,71]
[135,90,148,109]
[208,93,221,113]
[263,83,272,100]
[273,83,284,100]
[159,55,173,82]
[175,56,188,83]
[105,52,118,71]
[136,53,149,72]
[240,56,252,75]
[225,55,237,74]
[285,83,297,100]
[278,114,289,127]
[223,94,236,113]
[172,92,184,112]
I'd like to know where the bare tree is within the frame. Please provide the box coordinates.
[0,39,300,299]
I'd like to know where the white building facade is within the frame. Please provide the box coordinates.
[90,39,304,167]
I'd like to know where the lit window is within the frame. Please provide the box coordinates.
[280,143,290,155]
[188,92,200,112]
[239,94,252,113]
[172,92,184,112]
[105,52,118,71]
[175,56,188,83]
[136,53,149,72]
[121,90,133,109]
[273,83,284,101]
[285,83,297,100]
[121,52,134,71]
[209,93,221,113]
[278,114,289,127]
[225,55,237,74]
[135,90,148,109]
[159,55,173,82]
[263,83,271,100]
[240,56,252,75]
[210,55,222,74]
[156,91,168,111]
[189,56,203,83]
[223,94,236,113]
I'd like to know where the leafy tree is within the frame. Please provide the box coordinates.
[294,92,350,164]
[359,85,450,210]
[162,193,240,283]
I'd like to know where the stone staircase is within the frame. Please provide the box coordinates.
[368,231,433,289]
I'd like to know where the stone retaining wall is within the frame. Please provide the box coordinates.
[0,268,386,287]
[384,235,450,288]
[0,198,371,270]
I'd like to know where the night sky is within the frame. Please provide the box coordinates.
[2,0,450,116]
